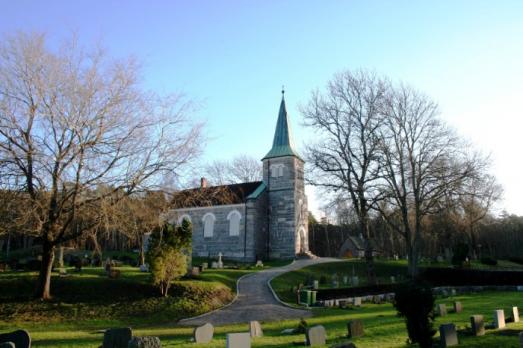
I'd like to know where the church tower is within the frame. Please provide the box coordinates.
[262,90,309,259]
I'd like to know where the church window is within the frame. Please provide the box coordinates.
[202,213,215,238]
[227,210,241,236]
[177,214,192,225]
[271,164,284,178]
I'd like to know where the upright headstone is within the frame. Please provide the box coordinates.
[342,275,348,285]
[202,262,208,269]
[103,328,132,348]
[211,261,218,269]
[249,321,263,338]
[354,297,362,307]
[226,333,251,348]
[451,289,457,296]
[193,323,214,344]
[306,325,326,346]
[494,309,506,329]
[470,315,485,336]
[439,323,458,347]
[127,336,162,348]
[513,306,520,323]
[390,276,396,283]
[191,267,200,276]
[347,320,364,338]
[313,280,319,290]
[217,252,224,269]
[438,304,447,316]
[0,330,31,348]
[453,301,462,313]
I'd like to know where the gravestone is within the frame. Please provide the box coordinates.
[202,262,208,269]
[306,325,326,346]
[353,297,362,307]
[513,306,520,323]
[191,267,200,276]
[494,309,505,329]
[347,320,364,338]
[255,260,263,267]
[226,333,251,348]
[451,289,457,296]
[439,323,458,347]
[217,252,224,269]
[211,261,218,269]
[390,276,396,283]
[193,323,214,343]
[0,329,31,348]
[330,343,356,348]
[453,301,462,313]
[103,327,132,348]
[438,304,447,316]
[342,275,348,285]
[249,321,263,338]
[470,315,485,336]
[313,280,319,290]
[127,336,162,348]
[0,343,15,348]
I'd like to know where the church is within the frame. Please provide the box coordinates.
[167,92,309,261]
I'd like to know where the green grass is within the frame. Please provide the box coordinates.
[1,291,523,347]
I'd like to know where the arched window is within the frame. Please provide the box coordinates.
[271,164,284,178]
[227,210,242,236]
[177,214,192,225]
[202,213,215,238]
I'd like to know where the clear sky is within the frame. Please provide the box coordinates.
[2,1,522,216]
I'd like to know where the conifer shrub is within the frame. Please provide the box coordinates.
[393,281,436,348]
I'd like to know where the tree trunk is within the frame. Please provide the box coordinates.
[361,220,377,285]
[58,245,64,269]
[407,245,420,278]
[35,240,55,300]
[139,234,145,266]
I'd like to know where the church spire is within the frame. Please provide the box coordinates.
[262,89,302,160]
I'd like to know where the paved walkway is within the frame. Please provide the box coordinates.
[178,257,339,326]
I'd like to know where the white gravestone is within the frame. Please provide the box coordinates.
[513,306,520,323]
[494,309,506,329]
[226,332,251,348]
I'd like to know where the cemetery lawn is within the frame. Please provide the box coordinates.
[1,291,522,347]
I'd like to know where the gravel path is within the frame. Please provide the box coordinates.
[178,257,339,326]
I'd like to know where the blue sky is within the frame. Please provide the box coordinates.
[2,1,523,216]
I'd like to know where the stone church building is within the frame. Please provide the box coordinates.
[168,92,309,261]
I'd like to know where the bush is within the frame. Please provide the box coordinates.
[394,281,436,348]
[146,220,192,297]
[451,243,469,267]
[480,257,498,266]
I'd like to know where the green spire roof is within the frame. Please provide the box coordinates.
[262,91,302,160]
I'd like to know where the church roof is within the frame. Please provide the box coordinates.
[262,92,302,161]
[171,181,265,208]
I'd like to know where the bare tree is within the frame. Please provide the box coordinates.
[377,84,477,276]
[0,32,203,299]
[302,70,388,284]
[203,154,262,185]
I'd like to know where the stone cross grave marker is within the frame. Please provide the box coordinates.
[226,332,251,348]
[439,323,458,347]
[470,315,485,336]
[494,309,506,329]
[306,325,326,346]
[249,321,263,338]
[193,323,214,344]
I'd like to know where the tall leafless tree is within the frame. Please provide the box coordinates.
[377,84,478,276]
[0,32,203,299]
[203,154,262,185]
[302,70,388,284]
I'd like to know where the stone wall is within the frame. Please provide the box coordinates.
[169,204,250,260]
[247,188,268,260]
